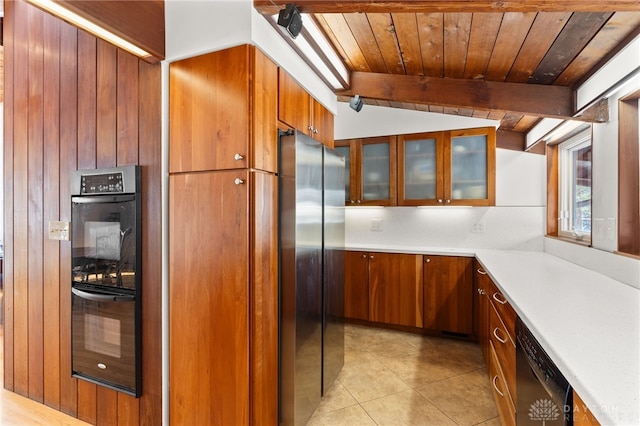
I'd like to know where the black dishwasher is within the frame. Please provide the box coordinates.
[516,317,573,425]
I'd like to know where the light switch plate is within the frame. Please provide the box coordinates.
[49,221,70,241]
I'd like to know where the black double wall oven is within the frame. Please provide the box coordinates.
[71,165,141,397]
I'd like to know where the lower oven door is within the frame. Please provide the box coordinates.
[71,287,140,396]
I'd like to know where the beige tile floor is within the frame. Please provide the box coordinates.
[308,324,501,426]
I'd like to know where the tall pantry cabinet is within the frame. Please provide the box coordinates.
[169,45,279,425]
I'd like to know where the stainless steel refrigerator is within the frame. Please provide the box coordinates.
[279,131,345,426]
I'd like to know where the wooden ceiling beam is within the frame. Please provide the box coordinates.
[254,1,640,14]
[338,71,607,122]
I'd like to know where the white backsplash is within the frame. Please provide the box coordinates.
[345,206,545,251]
[544,237,640,289]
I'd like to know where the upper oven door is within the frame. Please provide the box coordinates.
[71,194,139,292]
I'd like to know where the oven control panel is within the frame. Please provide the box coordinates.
[81,172,124,194]
[71,165,139,196]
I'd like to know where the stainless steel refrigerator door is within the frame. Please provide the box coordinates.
[279,132,324,426]
[322,147,345,395]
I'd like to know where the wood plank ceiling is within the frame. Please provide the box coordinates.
[255,1,640,134]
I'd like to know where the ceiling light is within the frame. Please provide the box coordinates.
[26,0,152,59]
[349,95,363,112]
[277,4,303,39]
[268,12,349,90]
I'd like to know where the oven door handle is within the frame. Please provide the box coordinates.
[72,194,135,204]
[72,287,135,302]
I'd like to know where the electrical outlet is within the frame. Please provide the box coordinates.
[606,218,616,240]
[371,219,383,232]
[472,222,485,233]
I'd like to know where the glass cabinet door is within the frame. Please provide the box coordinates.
[398,132,444,206]
[333,144,352,204]
[360,136,397,205]
[447,127,496,206]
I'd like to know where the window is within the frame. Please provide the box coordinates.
[558,130,592,241]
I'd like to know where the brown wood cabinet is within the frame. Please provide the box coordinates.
[475,262,491,365]
[398,127,496,206]
[169,44,279,425]
[344,251,370,321]
[488,341,517,426]
[278,68,335,148]
[423,255,474,335]
[169,44,278,173]
[334,136,398,206]
[574,390,601,426]
[476,262,517,426]
[169,170,277,425]
[369,252,423,327]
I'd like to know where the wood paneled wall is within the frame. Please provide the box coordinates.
[3,1,162,424]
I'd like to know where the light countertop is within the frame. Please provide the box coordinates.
[345,244,640,425]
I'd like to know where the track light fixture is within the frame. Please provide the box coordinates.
[349,95,364,112]
[277,3,303,39]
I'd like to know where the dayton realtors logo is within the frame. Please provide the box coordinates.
[529,399,561,424]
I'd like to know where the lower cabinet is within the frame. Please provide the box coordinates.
[344,251,423,327]
[169,170,278,425]
[368,252,424,327]
[344,251,370,320]
[475,261,490,363]
[423,255,474,334]
[574,390,601,426]
[488,341,517,425]
[344,251,474,333]
[476,263,518,426]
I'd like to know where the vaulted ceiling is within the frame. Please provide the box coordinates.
[255,1,640,136]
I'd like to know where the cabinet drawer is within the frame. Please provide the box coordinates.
[488,281,516,341]
[488,302,516,399]
[488,341,516,426]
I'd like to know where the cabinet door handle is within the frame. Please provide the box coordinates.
[493,327,507,344]
[349,200,355,204]
[369,255,374,259]
[234,153,244,161]
[477,288,486,295]
[313,128,319,134]
[356,200,361,204]
[361,254,367,259]
[425,258,430,263]
[308,125,314,132]
[234,178,245,185]
[492,292,507,305]
[445,199,451,204]
[492,375,504,397]
[437,199,443,204]
[477,268,487,275]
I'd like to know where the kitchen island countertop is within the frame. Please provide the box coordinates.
[345,244,640,425]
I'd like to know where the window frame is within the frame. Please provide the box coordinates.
[557,130,592,242]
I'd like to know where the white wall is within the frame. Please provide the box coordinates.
[335,102,499,140]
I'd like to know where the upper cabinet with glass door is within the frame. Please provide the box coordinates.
[398,127,496,206]
[447,128,495,206]
[398,132,444,206]
[334,136,397,206]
